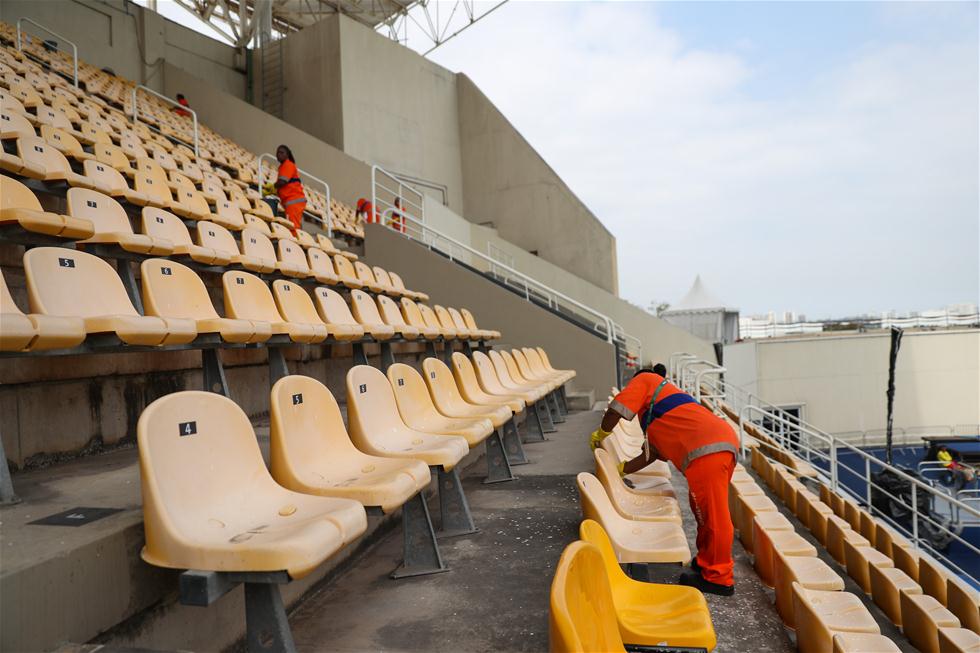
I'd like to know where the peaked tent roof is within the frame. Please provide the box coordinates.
[665,275,737,313]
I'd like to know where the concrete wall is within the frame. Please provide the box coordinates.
[457,75,618,295]
[0,0,245,97]
[362,224,617,396]
[724,330,980,439]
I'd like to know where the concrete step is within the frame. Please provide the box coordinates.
[566,388,595,411]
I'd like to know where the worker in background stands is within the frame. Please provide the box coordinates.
[265,144,306,235]
[590,363,739,596]
[173,93,191,118]
[356,198,379,224]
[390,197,406,233]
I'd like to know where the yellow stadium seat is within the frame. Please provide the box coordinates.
[82,159,152,206]
[937,628,980,653]
[399,297,440,340]
[421,357,508,422]
[792,583,880,653]
[594,448,675,497]
[195,222,269,273]
[137,390,367,579]
[843,538,894,594]
[0,175,93,238]
[306,247,341,285]
[24,247,195,346]
[536,347,576,381]
[237,227,280,274]
[222,271,324,343]
[753,514,815,588]
[0,269,84,351]
[389,270,427,301]
[332,254,363,289]
[488,350,546,402]
[825,515,869,565]
[212,198,247,231]
[417,302,455,339]
[464,308,500,340]
[39,125,92,163]
[946,578,980,634]
[773,549,845,628]
[434,304,472,340]
[901,590,962,653]
[349,290,397,340]
[735,493,778,554]
[549,541,627,653]
[831,633,901,653]
[371,266,404,297]
[868,564,920,627]
[309,287,365,341]
[579,519,716,650]
[450,351,525,414]
[575,472,690,563]
[892,542,920,583]
[590,451,681,523]
[141,208,230,266]
[68,188,173,255]
[353,261,387,294]
[920,556,951,605]
[141,259,270,344]
[275,239,312,278]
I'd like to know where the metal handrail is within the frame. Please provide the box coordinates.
[16,18,78,87]
[668,353,697,379]
[693,367,726,402]
[131,85,199,156]
[677,358,717,392]
[371,165,424,226]
[257,153,332,237]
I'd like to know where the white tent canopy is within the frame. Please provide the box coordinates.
[662,275,740,344]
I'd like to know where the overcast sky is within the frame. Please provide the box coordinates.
[425,1,979,319]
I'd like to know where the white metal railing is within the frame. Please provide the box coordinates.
[673,352,980,586]
[487,242,516,272]
[371,165,424,228]
[16,18,78,87]
[131,85,199,156]
[257,153,332,237]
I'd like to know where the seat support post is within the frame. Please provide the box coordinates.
[547,391,565,423]
[483,428,516,484]
[391,492,449,578]
[462,341,473,356]
[501,419,529,465]
[433,465,478,538]
[522,403,547,443]
[352,342,368,366]
[379,342,395,371]
[267,347,290,388]
[538,398,557,433]
[441,340,454,366]
[116,258,143,313]
[244,581,297,653]
[557,385,569,414]
[0,429,20,505]
[201,349,230,397]
[424,341,437,358]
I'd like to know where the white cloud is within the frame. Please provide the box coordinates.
[430,2,979,317]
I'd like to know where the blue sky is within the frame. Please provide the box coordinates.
[427,1,980,318]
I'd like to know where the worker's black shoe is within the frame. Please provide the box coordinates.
[689,557,700,574]
[678,570,735,596]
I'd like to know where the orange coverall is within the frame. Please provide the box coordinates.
[609,374,739,586]
[277,159,306,234]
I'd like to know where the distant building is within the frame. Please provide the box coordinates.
[662,275,740,345]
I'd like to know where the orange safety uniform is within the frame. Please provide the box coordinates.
[174,96,190,118]
[276,159,306,234]
[610,373,739,586]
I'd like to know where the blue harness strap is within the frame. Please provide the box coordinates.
[640,381,698,432]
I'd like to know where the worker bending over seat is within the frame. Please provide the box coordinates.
[264,144,307,235]
[591,363,739,596]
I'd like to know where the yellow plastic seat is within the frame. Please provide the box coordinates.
[579,520,716,650]
[450,352,525,413]
[920,556,951,605]
[332,254,363,289]
[77,121,112,146]
[938,628,980,653]
[901,590,962,653]
[843,539,894,594]
[306,247,341,285]
[236,227,287,275]
[377,295,423,339]
[141,259,270,344]
[501,349,555,396]
[947,578,980,634]
[0,269,84,351]
[1,107,33,141]
[729,478,764,517]
[310,287,365,341]
[594,448,675,497]
[832,634,901,653]
[222,271,323,343]
[753,514,815,587]
[269,375,430,513]
[434,304,472,339]
[349,290,397,340]
[465,308,501,340]
[549,541,627,653]
[82,159,151,206]
[24,247,195,346]
[212,198,247,231]
[345,365,469,470]
[137,390,367,579]
[134,171,176,210]
[68,188,173,255]
[522,347,566,383]
[141,208,230,266]
[353,261,388,293]
[272,280,349,341]
[892,542,920,582]
[386,363,493,446]
[590,451,680,522]
[487,350,546,402]
[576,472,690,563]
[196,222,269,273]
[418,302,455,339]
[399,297,440,340]
[868,564,921,626]
[536,347,576,381]
[372,266,405,297]
[512,348,560,390]
[169,187,215,222]
[470,351,536,405]
[774,548,845,628]
[13,135,97,186]
[418,357,507,422]
[792,583,880,653]
[825,516,869,565]
[735,493,778,553]
[0,175,93,239]
[275,239,312,278]
[450,307,487,340]
[269,222,296,242]
[39,125,92,163]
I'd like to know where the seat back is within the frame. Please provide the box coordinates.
[24,247,138,318]
[376,295,408,328]
[174,187,210,215]
[354,261,379,286]
[137,390,273,557]
[141,258,219,321]
[135,157,169,183]
[249,199,275,221]
[399,298,428,329]
[240,228,278,261]
[489,350,522,387]
[244,213,272,235]
[593,448,632,507]
[946,577,980,633]
[277,240,310,273]
[312,287,359,327]
[92,142,132,171]
[222,271,282,322]
[135,172,173,205]
[450,352,511,406]
[34,105,73,131]
[372,266,395,288]
[194,221,237,256]
[83,159,133,193]
[386,363,442,426]
[432,305,457,331]
[201,178,227,202]
[19,135,72,175]
[272,280,323,325]
[417,303,444,331]
[1,109,35,138]
[214,199,245,230]
[447,307,470,333]
[389,271,409,293]
[66,188,135,236]
[307,248,337,278]
[333,254,357,279]
[472,351,513,395]
[350,290,384,326]
[421,357,470,409]
[0,89,27,115]
[460,308,480,331]
[500,350,533,384]
[576,472,618,526]
[346,365,411,444]
[295,230,317,248]
[270,222,295,241]
[0,175,43,211]
[549,541,625,653]
[141,207,194,247]
[525,348,552,376]
[512,349,541,380]
[578,519,631,587]
[919,556,949,605]
[40,125,85,158]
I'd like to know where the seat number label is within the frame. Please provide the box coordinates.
[156,216,164,223]
[292,393,303,405]
[178,421,197,436]
[161,267,172,276]
[208,230,215,236]
[236,277,245,285]
[359,384,367,394]
[430,372,436,379]
[58,257,75,268]
[397,378,404,386]
[283,285,290,291]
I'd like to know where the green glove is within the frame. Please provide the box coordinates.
[261,182,275,195]
[589,427,611,451]
[617,461,626,477]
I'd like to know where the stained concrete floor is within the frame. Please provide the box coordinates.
[285,410,798,653]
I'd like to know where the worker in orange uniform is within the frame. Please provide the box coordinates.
[356,198,378,224]
[173,93,191,117]
[590,363,739,596]
[269,144,306,235]
[390,197,406,233]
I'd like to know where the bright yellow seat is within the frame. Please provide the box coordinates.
[422,357,511,426]
[0,269,84,351]
[434,304,473,339]
[275,239,311,278]
[575,472,689,563]
[332,254,363,289]
[774,549,845,628]
[486,350,545,402]
[901,590,962,653]
[353,260,388,294]
[549,541,627,653]
[24,247,195,346]
[386,363,493,447]
[449,352,524,413]
[0,175,93,239]
[346,365,469,470]
[372,266,405,297]
[843,539,894,594]
[417,302,455,339]
[349,290,397,340]
[212,198,246,231]
[868,564,920,627]
[518,347,564,384]
[239,227,292,275]
[82,158,152,206]
[306,247,341,285]
[920,556,951,605]
[512,348,560,390]
[222,271,324,343]
[377,294,423,340]
[792,583,880,653]
[271,280,340,341]
[310,286,365,341]
[138,390,367,579]
[892,542,920,582]
[398,297,440,339]
[594,448,675,497]
[735,493,778,554]
[269,375,429,514]
[579,519,716,650]
[141,259,270,343]
[826,515,868,565]
[68,188,173,255]
[499,349,553,396]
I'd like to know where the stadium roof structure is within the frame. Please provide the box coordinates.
[167,0,507,53]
